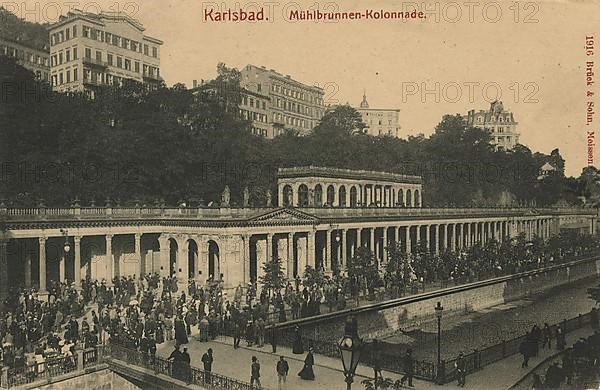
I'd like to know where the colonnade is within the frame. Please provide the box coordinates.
[0,216,556,299]
[278,182,422,208]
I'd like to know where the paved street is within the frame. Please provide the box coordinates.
[156,323,595,390]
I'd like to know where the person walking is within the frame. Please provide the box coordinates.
[399,348,414,387]
[292,325,303,354]
[455,352,466,387]
[181,347,191,384]
[251,356,261,389]
[202,348,214,384]
[520,335,532,368]
[270,325,278,353]
[276,356,289,390]
[542,323,552,349]
[298,347,315,380]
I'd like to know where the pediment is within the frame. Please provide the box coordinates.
[250,208,319,223]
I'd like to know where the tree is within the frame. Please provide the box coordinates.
[347,247,381,297]
[302,265,325,290]
[258,255,287,297]
[313,105,366,138]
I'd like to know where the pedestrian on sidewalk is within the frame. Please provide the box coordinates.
[556,325,566,350]
[542,323,552,349]
[256,317,265,348]
[292,325,303,354]
[269,324,278,353]
[202,348,214,384]
[371,339,383,384]
[455,352,466,387]
[298,347,315,380]
[182,347,191,384]
[233,320,241,349]
[250,356,262,389]
[276,356,289,389]
[400,348,414,387]
[520,334,532,368]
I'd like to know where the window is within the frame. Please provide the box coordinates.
[152,47,158,58]
[66,70,71,83]
[59,72,63,84]
[73,47,78,60]
[105,33,112,43]
[66,28,70,40]
[72,25,77,37]
[144,44,149,55]
[257,83,261,92]
[124,59,131,71]
[65,49,70,62]
[262,102,266,110]
[58,52,63,64]
[107,54,113,65]
[90,29,97,40]
[134,61,140,73]
[85,48,91,59]
[250,98,254,107]
[73,68,78,81]
[112,35,119,46]
[96,51,102,62]
[122,38,129,49]
[117,56,122,68]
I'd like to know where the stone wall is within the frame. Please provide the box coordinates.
[285,258,600,343]
[35,368,141,390]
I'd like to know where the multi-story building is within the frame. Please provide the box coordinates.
[48,9,163,95]
[240,88,271,137]
[240,64,325,138]
[356,92,401,137]
[0,37,50,82]
[466,100,520,150]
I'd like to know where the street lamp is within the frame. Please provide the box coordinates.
[60,229,71,253]
[338,316,363,390]
[435,301,444,384]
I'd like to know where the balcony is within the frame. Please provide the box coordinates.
[143,72,163,82]
[82,57,109,68]
[82,78,103,87]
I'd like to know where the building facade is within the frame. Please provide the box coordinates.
[277,166,423,208]
[48,9,163,94]
[466,100,520,150]
[240,64,325,138]
[0,37,50,82]
[356,93,401,137]
[240,88,271,137]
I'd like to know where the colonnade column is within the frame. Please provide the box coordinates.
[24,242,32,289]
[39,237,47,293]
[450,224,456,251]
[370,228,376,255]
[307,231,315,268]
[133,233,141,279]
[341,229,347,268]
[325,230,332,273]
[0,239,8,306]
[425,225,431,251]
[405,226,411,255]
[74,236,82,288]
[106,234,114,284]
[382,227,388,264]
[287,233,293,278]
[415,225,421,246]
[243,234,251,284]
[435,225,441,255]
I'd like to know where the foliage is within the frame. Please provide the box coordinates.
[302,265,326,290]
[258,255,287,296]
[347,247,381,292]
[0,57,596,207]
[0,7,49,50]
[361,377,403,390]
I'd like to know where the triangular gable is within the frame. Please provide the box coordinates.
[250,208,319,223]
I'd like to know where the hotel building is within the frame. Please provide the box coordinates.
[466,100,520,150]
[48,9,163,94]
[356,92,401,137]
[0,37,50,82]
[240,64,326,138]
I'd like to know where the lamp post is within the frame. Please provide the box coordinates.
[338,316,363,390]
[435,301,444,384]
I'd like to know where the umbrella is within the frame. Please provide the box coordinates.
[129,299,139,306]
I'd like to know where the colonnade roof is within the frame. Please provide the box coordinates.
[277,166,423,184]
[0,206,593,232]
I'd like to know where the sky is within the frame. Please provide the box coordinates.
[7,0,600,176]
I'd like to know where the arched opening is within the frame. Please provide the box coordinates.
[282,185,293,207]
[338,186,347,207]
[350,186,358,207]
[414,190,421,207]
[406,189,412,207]
[208,240,220,281]
[298,184,309,207]
[187,240,198,279]
[314,184,323,207]
[398,189,404,206]
[327,185,335,206]
[168,238,178,277]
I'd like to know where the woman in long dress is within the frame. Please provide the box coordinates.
[298,347,315,380]
[174,315,188,345]
[292,326,304,354]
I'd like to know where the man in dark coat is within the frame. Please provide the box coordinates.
[400,348,414,387]
[202,348,214,384]
[276,356,289,390]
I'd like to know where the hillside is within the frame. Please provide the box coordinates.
[0,7,49,51]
